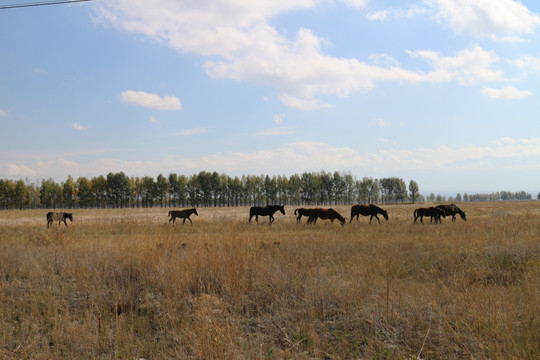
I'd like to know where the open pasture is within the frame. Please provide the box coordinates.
[0,202,539,359]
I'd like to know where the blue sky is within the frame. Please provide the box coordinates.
[1,0,539,195]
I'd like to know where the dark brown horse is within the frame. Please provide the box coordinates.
[436,204,466,222]
[249,205,285,224]
[349,204,389,224]
[168,208,198,225]
[413,207,445,224]
[46,212,73,228]
[307,208,346,226]
[294,208,318,224]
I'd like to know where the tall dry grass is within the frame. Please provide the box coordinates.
[0,202,539,359]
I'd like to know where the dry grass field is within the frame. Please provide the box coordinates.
[0,202,539,359]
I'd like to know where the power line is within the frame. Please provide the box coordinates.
[0,0,94,10]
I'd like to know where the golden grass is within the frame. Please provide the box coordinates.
[0,202,539,359]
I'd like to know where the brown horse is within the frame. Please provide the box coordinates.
[413,207,445,224]
[249,205,285,224]
[436,204,466,222]
[46,212,73,228]
[349,204,389,224]
[168,208,198,225]
[307,208,346,226]
[294,208,318,224]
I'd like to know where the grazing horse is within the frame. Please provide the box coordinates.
[436,204,466,222]
[413,207,445,224]
[349,204,389,224]
[46,212,73,228]
[294,208,317,224]
[168,208,198,225]
[307,208,346,227]
[249,205,285,224]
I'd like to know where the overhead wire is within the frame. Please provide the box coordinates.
[0,0,94,10]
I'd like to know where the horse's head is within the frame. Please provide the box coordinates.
[279,205,285,215]
[66,213,73,222]
[459,210,466,221]
[193,208,199,216]
[338,216,345,226]
[382,210,389,221]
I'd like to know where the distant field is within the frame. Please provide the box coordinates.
[0,202,539,359]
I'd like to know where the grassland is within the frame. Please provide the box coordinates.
[0,202,539,359]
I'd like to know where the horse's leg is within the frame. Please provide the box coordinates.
[296,215,301,224]
[63,219,68,227]
[182,218,186,225]
[269,215,274,224]
[375,215,381,224]
[187,217,193,225]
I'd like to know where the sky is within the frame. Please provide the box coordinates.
[1,0,540,195]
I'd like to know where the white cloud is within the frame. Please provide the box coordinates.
[367,10,389,21]
[273,114,283,124]
[340,0,369,9]
[71,123,89,130]
[407,45,503,85]
[279,95,333,111]
[426,0,540,41]
[99,2,507,110]
[481,86,533,99]
[0,109,8,117]
[253,127,294,136]
[510,54,540,72]
[367,5,429,21]
[120,90,182,111]
[150,116,159,123]
[174,128,208,136]
[371,118,392,127]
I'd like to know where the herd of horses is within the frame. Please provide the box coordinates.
[45,204,466,228]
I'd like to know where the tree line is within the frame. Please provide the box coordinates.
[0,171,534,210]
[0,171,421,209]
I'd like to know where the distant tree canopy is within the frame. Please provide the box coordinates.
[0,171,418,209]
[0,172,533,209]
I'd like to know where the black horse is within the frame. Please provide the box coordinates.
[307,208,346,227]
[168,208,198,225]
[349,204,389,224]
[436,204,466,222]
[413,207,445,224]
[249,205,285,224]
[294,208,317,224]
[46,212,73,228]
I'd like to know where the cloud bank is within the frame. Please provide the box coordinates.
[94,1,527,110]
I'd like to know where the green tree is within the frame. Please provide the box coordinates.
[187,174,200,207]
[77,177,93,208]
[300,172,317,205]
[288,174,302,205]
[62,175,77,208]
[91,176,107,208]
[264,175,278,205]
[14,179,30,209]
[40,178,61,209]
[156,173,169,207]
[408,180,419,204]
[106,172,131,208]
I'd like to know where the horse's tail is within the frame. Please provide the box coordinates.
[168,211,172,217]
[413,209,418,218]
[294,208,298,215]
